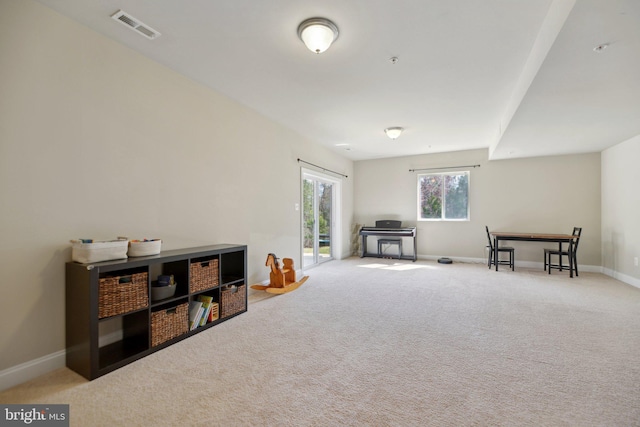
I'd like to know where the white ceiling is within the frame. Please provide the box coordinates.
[34,0,640,161]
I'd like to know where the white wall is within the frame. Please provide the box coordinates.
[601,135,640,286]
[354,149,601,266]
[0,0,353,377]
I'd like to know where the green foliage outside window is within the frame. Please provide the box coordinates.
[419,175,443,218]
[303,179,314,247]
[303,179,332,247]
[418,172,469,220]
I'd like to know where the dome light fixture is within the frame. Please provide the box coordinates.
[297,17,339,54]
[593,43,609,53]
[384,127,404,140]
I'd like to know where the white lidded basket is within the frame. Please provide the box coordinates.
[70,238,129,264]
[128,239,162,257]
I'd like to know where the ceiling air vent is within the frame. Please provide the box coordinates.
[111,10,161,40]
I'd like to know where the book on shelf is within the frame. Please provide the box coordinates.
[188,301,203,331]
[198,295,218,326]
[197,294,213,305]
[197,295,215,325]
[199,303,211,327]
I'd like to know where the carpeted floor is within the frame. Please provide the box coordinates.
[2,257,640,426]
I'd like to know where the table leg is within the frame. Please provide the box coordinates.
[569,239,574,278]
[360,235,366,258]
[558,242,563,271]
[494,236,499,271]
[413,235,417,262]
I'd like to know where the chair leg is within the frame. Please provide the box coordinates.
[547,252,551,274]
[510,251,514,271]
[573,253,579,276]
[488,249,492,268]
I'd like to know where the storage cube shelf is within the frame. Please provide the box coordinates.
[66,244,247,380]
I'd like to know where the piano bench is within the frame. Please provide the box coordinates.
[378,238,402,259]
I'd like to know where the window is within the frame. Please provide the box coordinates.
[418,171,469,220]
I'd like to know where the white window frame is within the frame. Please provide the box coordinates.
[300,168,342,266]
[417,171,470,221]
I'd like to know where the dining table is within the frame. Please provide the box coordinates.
[490,231,580,277]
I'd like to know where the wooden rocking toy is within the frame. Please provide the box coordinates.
[250,253,308,294]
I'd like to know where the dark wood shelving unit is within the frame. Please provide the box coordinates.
[66,244,247,380]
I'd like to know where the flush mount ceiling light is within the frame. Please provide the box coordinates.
[593,43,609,53]
[297,18,339,54]
[384,127,404,140]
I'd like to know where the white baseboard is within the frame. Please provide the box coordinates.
[99,330,123,347]
[0,330,122,392]
[603,268,640,289]
[0,350,66,392]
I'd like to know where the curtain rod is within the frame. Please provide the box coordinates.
[298,158,348,178]
[409,164,481,172]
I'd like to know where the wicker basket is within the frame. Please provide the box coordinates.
[221,284,246,318]
[151,303,188,347]
[98,272,149,319]
[189,259,219,293]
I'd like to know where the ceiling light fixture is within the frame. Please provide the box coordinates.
[384,127,404,140]
[297,18,339,54]
[593,43,608,53]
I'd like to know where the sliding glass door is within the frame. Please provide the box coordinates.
[303,172,335,268]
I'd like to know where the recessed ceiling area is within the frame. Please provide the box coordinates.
[34,0,640,161]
